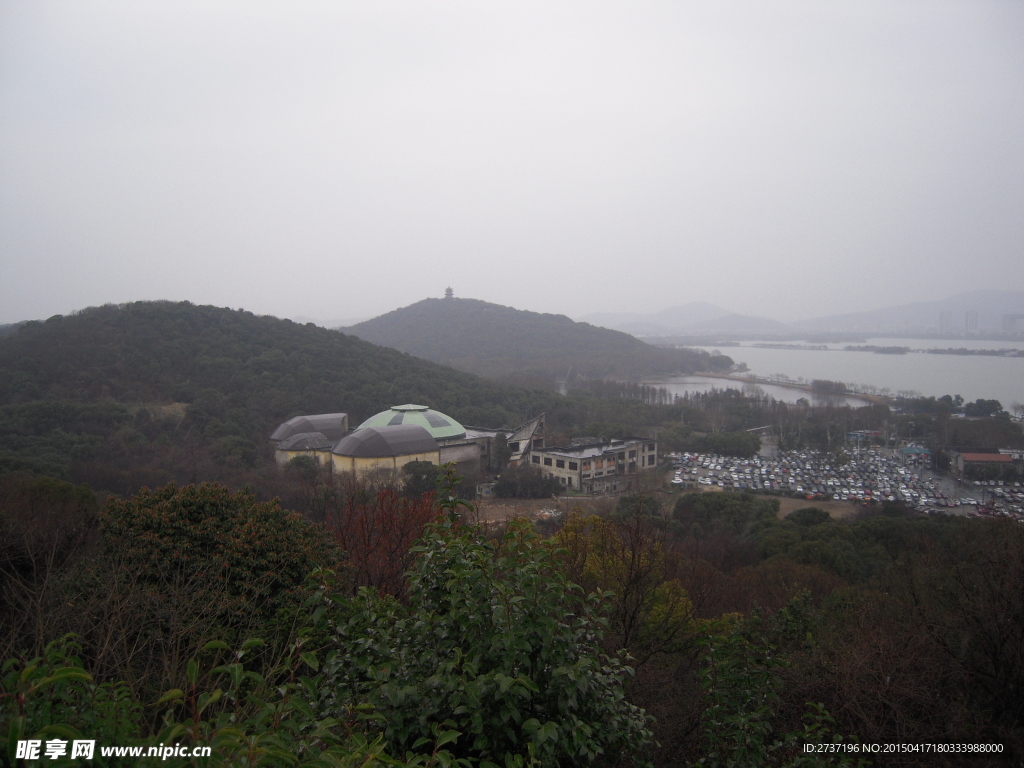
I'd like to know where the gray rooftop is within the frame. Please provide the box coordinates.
[276,432,333,451]
[536,436,654,459]
[333,424,439,458]
[464,427,513,440]
[270,413,349,442]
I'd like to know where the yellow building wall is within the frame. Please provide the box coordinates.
[276,448,334,468]
[331,450,440,477]
[395,451,442,471]
[331,454,354,474]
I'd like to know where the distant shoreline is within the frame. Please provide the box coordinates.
[686,372,884,405]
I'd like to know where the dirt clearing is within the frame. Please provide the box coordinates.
[775,496,863,520]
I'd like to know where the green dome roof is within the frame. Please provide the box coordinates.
[356,404,466,441]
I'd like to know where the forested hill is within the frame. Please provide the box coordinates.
[344,298,732,387]
[0,301,537,491]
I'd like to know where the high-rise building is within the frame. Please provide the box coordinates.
[965,310,978,333]
[1003,314,1024,333]
[939,310,953,335]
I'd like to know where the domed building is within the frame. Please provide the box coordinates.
[270,413,349,443]
[331,423,441,475]
[355,404,466,441]
[271,404,547,483]
[336,404,480,476]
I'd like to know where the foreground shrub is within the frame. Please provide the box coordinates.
[1,632,463,768]
[323,505,654,767]
[324,487,437,598]
[103,482,341,623]
[696,616,865,768]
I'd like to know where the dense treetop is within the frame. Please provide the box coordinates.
[0,301,531,424]
[0,302,541,489]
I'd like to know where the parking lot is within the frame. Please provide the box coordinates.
[669,447,1024,522]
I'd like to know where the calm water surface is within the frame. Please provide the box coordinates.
[685,343,1024,406]
[646,375,870,407]
[844,337,1024,351]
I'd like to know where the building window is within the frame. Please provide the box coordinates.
[508,441,520,452]
[567,477,572,487]
[556,459,565,469]
[595,471,603,476]
[648,454,655,466]
[568,461,577,470]
[544,457,552,466]
[582,460,591,469]
[618,452,625,460]
[628,450,637,459]
[582,473,590,479]
[532,455,540,464]
[648,443,655,451]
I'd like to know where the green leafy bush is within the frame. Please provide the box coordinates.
[3,471,652,767]
[696,622,865,768]
[323,513,654,766]
[2,636,140,767]
[102,482,340,623]
[1,632,464,768]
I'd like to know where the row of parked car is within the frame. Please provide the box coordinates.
[979,483,1024,520]
[669,448,1024,522]
[673,448,933,501]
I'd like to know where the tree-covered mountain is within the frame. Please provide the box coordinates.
[0,301,540,492]
[0,300,733,497]
[344,297,732,387]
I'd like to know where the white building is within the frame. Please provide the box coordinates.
[528,437,657,493]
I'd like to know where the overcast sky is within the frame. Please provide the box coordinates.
[1,0,1022,326]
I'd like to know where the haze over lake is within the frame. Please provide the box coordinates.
[645,375,871,408]
[675,340,1024,406]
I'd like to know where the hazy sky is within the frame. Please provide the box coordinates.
[2,0,1022,326]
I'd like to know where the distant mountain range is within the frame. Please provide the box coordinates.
[581,303,789,337]
[795,290,1024,335]
[578,290,1024,338]
[343,298,732,387]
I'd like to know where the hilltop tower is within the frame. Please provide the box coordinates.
[444,287,454,300]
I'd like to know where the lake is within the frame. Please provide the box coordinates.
[678,340,1024,406]
[645,375,870,407]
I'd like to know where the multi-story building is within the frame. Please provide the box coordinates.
[528,437,657,493]
[939,310,953,335]
[965,310,978,334]
[464,414,545,470]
